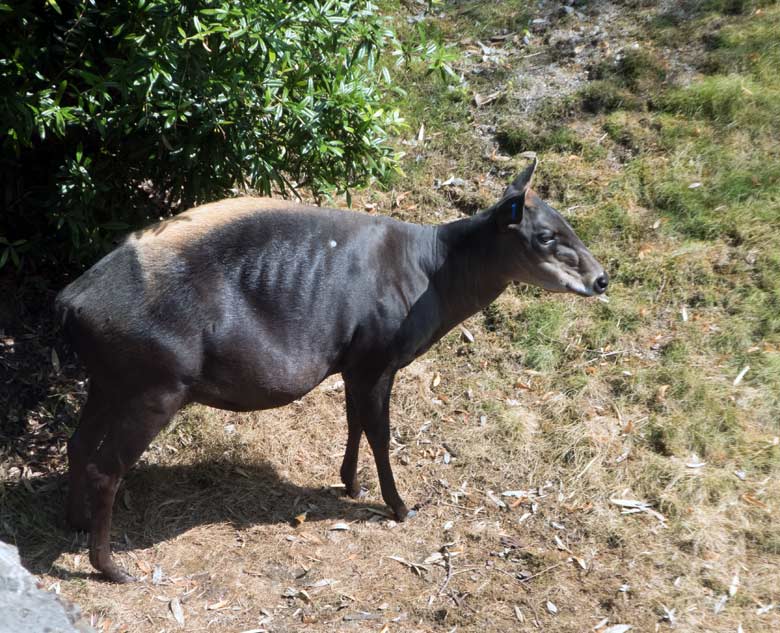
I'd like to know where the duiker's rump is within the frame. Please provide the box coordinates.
[57,158,607,582]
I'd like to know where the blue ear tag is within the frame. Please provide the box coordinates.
[511,201,519,223]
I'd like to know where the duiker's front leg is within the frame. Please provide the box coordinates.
[340,386,365,499]
[343,370,409,520]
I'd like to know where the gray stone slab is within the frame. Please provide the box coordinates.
[0,540,94,633]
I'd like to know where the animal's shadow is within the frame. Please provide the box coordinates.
[2,457,386,580]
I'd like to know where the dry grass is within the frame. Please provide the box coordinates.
[2,1,780,632]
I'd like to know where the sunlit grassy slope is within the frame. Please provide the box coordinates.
[385,0,780,627]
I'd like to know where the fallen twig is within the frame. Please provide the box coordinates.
[437,548,454,595]
[518,561,566,583]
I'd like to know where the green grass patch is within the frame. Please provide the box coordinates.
[432,0,533,40]
[659,75,780,126]
[510,300,573,371]
[591,47,668,91]
[580,81,643,114]
[496,122,583,154]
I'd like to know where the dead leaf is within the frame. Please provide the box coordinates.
[169,597,185,626]
[392,191,409,209]
[306,578,335,589]
[283,587,312,603]
[573,556,588,570]
[294,511,307,526]
[423,552,444,565]
[733,366,750,386]
[729,571,739,598]
[343,612,381,621]
[431,372,442,388]
[474,91,501,107]
[485,490,507,509]
[742,493,768,509]
[330,522,350,531]
[502,489,528,499]
[500,535,523,549]
[610,498,666,524]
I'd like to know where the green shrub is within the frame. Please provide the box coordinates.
[0,0,405,273]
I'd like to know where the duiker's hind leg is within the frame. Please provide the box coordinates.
[67,381,112,531]
[86,389,182,583]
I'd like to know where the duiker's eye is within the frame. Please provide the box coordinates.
[537,231,556,246]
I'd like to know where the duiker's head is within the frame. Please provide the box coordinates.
[490,157,608,296]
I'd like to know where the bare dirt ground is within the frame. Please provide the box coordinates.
[2,1,780,632]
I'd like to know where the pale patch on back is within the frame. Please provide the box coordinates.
[128,196,306,297]
[131,197,304,249]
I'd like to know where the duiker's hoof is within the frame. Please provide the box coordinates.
[348,486,368,500]
[393,505,412,522]
[101,564,137,584]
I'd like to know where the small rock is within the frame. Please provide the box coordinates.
[531,18,549,34]
[549,30,583,58]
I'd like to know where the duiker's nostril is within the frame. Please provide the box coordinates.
[594,273,609,294]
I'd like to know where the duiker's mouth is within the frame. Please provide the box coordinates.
[565,282,596,297]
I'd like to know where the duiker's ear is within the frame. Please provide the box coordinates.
[503,156,537,198]
[493,156,537,228]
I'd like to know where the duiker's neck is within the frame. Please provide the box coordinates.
[430,211,511,335]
